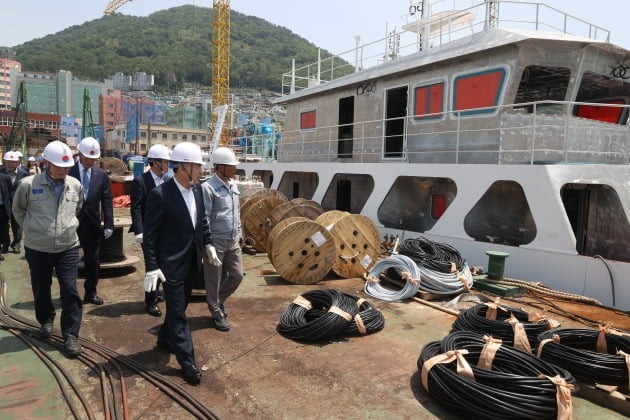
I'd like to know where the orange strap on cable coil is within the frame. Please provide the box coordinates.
[506,313,532,353]
[478,335,502,370]
[536,334,560,358]
[421,349,474,392]
[540,374,574,420]
[617,350,630,392]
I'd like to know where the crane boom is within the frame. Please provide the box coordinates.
[104,0,132,15]
[212,0,230,145]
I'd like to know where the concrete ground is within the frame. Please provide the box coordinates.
[0,208,627,419]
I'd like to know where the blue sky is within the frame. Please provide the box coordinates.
[2,1,628,53]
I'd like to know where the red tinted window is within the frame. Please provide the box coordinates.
[453,68,506,115]
[431,194,447,219]
[414,82,444,120]
[576,99,624,124]
[300,110,316,130]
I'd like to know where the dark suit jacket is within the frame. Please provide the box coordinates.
[143,178,211,281]
[129,170,171,234]
[69,164,114,231]
[0,172,12,218]
[0,167,29,200]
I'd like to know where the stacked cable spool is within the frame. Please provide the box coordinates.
[418,330,576,419]
[239,189,289,252]
[398,237,473,296]
[265,198,325,237]
[537,328,630,390]
[314,211,382,278]
[277,289,385,341]
[364,254,422,301]
[451,302,557,353]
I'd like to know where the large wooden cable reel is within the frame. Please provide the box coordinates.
[328,214,381,278]
[265,199,324,237]
[270,220,336,285]
[266,216,310,265]
[315,210,348,229]
[242,195,288,252]
[240,188,287,206]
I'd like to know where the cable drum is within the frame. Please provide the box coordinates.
[242,196,288,252]
[418,331,576,419]
[364,254,422,301]
[451,303,554,351]
[277,289,384,341]
[537,328,630,388]
[265,199,324,237]
[266,216,310,264]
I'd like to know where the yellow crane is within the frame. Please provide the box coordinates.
[103,0,132,15]
[212,0,230,145]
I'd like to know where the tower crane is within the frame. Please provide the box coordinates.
[104,0,132,15]
[212,0,231,146]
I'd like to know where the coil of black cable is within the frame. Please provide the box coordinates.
[451,303,552,349]
[398,237,466,273]
[418,331,576,419]
[537,328,630,388]
[340,293,385,336]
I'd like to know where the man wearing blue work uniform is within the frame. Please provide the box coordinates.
[142,142,218,385]
[1,150,28,254]
[13,141,84,357]
[201,146,243,332]
[69,137,114,305]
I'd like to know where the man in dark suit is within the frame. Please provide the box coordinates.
[143,142,218,385]
[129,144,170,317]
[69,137,114,306]
[1,151,29,253]
[0,168,13,261]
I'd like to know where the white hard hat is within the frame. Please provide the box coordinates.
[147,144,171,160]
[78,137,101,159]
[171,142,203,165]
[212,147,239,166]
[28,156,36,162]
[42,141,74,167]
[3,151,19,162]
[14,151,23,158]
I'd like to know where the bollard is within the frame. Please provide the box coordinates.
[486,251,510,279]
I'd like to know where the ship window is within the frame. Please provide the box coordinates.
[414,81,444,121]
[514,66,570,114]
[377,176,457,232]
[252,170,273,188]
[464,181,536,246]
[300,109,316,130]
[574,71,630,125]
[277,171,319,200]
[561,183,630,262]
[453,68,507,116]
[321,173,374,213]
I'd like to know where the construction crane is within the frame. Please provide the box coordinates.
[212,0,231,146]
[104,0,132,15]
[82,89,97,139]
[6,82,27,156]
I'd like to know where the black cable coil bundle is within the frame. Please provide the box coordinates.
[398,237,466,273]
[451,303,553,349]
[277,289,385,342]
[537,328,630,389]
[418,331,576,419]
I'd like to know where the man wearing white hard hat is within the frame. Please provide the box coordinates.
[13,141,85,357]
[27,156,41,175]
[69,137,113,306]
[1,150,29,254]
[142,141,216,385]
[129,144,171,317]
[201,146,243,332]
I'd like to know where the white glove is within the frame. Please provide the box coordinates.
[205,245,222,266]
[135,233,143,244]
[144,269,166,292]
[103,228,113,239]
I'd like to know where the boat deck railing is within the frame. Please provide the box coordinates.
[233,100,630,165]
[281,1,610,96]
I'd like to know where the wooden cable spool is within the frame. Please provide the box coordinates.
[241,188,287,203]
[327,214,381,278]
[315,210,349,230]
[242,196,288,252]
[266,216,310,265]
[270,220,336,285]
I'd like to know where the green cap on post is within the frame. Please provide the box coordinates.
[486,251,510,279]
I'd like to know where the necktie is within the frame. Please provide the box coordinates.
[82,168,90,198]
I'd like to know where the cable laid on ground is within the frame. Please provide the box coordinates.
[277,289,384,341]
[537,328,630,388]
[418,331,576,419]
[451,303,554,350]
[364,254,421,301]
[398,237,466,273]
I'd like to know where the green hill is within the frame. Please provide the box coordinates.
[11,5,349,92]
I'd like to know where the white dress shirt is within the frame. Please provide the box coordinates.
[174,178,196,228]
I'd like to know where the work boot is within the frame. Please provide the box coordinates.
[182,364,201,385]
[64,334,82,357]
[40,321,53,338]
[220,303,228,318]
[212,313,229,332]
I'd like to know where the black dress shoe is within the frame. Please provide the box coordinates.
[147,304,162,317]
[40,321,53,338]
[84,294,104,305]
[0,247,8,254]
[213,314,230,332]
[220,303,228,318]
[182,364,201,385]
[157,291,165,302]
[11,246,20,254]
